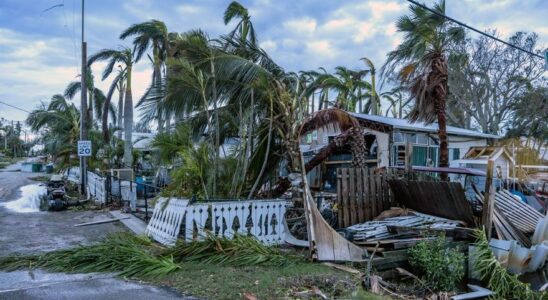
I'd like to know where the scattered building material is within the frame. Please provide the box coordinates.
[495,190,543,234]
[146,198,189,246]
[283,219,309,247]
[487,239,548,274]
[344,213,463,244]
[73,217,130,227]
[451,284,493,300]
[388,179,475,225]
[301,156,368,262]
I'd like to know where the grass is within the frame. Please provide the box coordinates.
[148,261,385,300]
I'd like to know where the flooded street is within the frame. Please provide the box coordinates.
[0,184,46,213]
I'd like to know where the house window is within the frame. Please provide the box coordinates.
[417,133,428,145]
[405,133,417,144]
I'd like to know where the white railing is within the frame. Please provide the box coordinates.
[185,200,289,245]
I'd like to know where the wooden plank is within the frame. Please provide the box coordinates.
[482,160,495,239]
[375,171,382,217]
[356,168,365,223]
[337,169,343,228]
[341,168,350,228]
[370,168,377,219]
[349,167,357,226]
[363,168,371,221]
[74,217,130,227]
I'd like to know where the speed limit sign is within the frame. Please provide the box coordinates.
[78,140,92,157]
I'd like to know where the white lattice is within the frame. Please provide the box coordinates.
[251,200,287,245]
[145,198,189,246]
[87,172,106,204]
[212,201,252,238]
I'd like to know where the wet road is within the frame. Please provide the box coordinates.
[0,163,187,299]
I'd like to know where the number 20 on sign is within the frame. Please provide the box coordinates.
[78,140,92,157]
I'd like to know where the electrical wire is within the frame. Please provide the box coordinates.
[406,0,544,59]
[0,101,32,114]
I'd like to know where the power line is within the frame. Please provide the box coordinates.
[406,0,544,59]
[0,101,32,114]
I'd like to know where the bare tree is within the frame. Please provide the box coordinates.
[447,31,545,134]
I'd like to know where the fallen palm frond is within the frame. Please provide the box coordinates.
[167,233,298,267]
[0,233,179,278]
[472,229,546,299]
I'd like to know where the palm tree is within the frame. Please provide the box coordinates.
[88,47,138,167]
[64,68,110,127]
[223,1,257,46]
[120,19,169,132]
[26,95,80,166]
[360,57,380,115]
[383,0,465,174]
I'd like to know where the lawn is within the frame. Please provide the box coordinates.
[147,261,387,299]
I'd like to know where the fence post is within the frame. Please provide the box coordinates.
[482,159,495,240]
[118,177,122,206]
[144,185,148,222]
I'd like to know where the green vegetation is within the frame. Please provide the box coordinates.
[472,230,546,300]
[0,233,179,278]
[408,236,465,292]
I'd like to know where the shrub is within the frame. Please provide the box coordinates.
[408,236,465,291]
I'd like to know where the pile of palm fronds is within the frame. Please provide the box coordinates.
[0,233,179,278]
[167,233,299,267]
[472,230,546,299]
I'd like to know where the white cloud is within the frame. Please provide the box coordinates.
[283,18,317,36]
[260,39,277,52]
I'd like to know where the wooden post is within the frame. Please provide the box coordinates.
[482,160,495,239]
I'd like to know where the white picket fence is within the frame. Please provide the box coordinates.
[87,171,107,204]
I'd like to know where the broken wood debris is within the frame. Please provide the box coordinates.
[73,217,130,227]
[343,212,463,244]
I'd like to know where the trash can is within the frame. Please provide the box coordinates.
[31,163,43,172]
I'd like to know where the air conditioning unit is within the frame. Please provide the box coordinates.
[111,168,134,181]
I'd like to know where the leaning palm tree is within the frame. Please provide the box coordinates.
[383,0,465,174]
[120,19,169,132]
[88,47,138,167]
[64,67,108,127]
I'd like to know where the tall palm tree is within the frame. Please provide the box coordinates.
[88,47,138,167]
[120,19,169,132]
[360,57,380,115]
[383,0,465,174]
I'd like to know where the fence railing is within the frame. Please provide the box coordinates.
[85,171,161,222]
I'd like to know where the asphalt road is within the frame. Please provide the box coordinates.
[0,163,188,300]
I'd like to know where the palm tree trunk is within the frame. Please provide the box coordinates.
[433,55,449,179]
[210,58,219,198]
[102,92,112,143]
[123,66,133,168]
[154,63,164,133]
[117,83,124,140]
[248,94,273,199]
[88,91,94,127]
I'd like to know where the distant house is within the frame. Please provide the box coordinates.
[301,113,501,191]
[452,146,515,179]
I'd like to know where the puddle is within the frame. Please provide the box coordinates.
[1,184,47,213]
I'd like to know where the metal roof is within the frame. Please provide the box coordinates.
[350,113,501,139]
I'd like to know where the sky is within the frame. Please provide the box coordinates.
[0,0,547,126]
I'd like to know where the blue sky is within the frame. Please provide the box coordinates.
[0,0,547,124]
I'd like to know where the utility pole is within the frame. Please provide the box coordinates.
[79,0,88,195]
